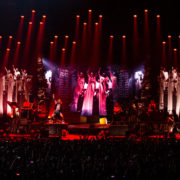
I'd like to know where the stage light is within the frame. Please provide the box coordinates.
[9,36,12,39]
[65,35,69,39]
[83,22,87,26]
[144,9,148,13]
[21,15,24,19]
[0,36,2,39]
[122,35,126,39]
[6,48,10,51]
[32,10,35,13]
[40,22,43,25]
[99,15,103,18]
[42,15,46,19]
[76,15,80,18]
[17,42,21,45]
[62,48,66,52]
[157,15,160,18]
[72,41,76,45]
[174,48,177,52]
[162,41,166,45]
[133,15,137,18]
[42,58,57,70]
[178,35,180,38]
[50,41,54,45]
[110,35,114,39]
[88,9,92,13]
[168,35,171,38]
[95,22,99,26]
[45,70,52,80]
[29,22,32,25]
[134,71,144,80]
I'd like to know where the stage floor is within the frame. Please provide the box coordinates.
[1,133,180,141]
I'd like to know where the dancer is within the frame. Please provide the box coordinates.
[52,98,64,122]
[81,70,96,116]
[71,72,85,112]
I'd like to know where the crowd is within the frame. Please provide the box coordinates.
[0,137,179,179]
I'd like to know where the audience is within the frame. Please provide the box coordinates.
[0,137,179,179]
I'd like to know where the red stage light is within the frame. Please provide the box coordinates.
[76,15,80,18]
[144,9,148,13]
[40,22,43,25]
[50,41,54,45]
[83,22,87,26]
[168,35,171,38]
[62,48,66,52]
[0,36,2,39]
[32,10,35,13]
[110,35,114,39]
[157,15,160,18]
[88,9,92,13]
[6,48,10,51]
[72,41,76,45]
[65,35,69,39]
[95,22,99,26]
[122,35,126,39]
[9,36,13,39]
[99,15,103,18]
[29,22,32,25]
[42,15,46,19]
[21,15,24,19]
[178,35,180,38]
[133,15,137,18]
[174,48,177,52]
[54,35,58,39]
[17,42,21,45]
[162,41,166,45]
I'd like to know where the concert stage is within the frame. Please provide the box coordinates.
[1,114,179,141]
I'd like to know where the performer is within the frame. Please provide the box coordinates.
[12,65,21,80]
[5,67,14,115]
[113,102,123,124]
[148,99,156,112]
[172,67,178,91]
[13,66,22,101]
[98,69,108,116]
[168,70,173,114]
[71,72,85,112]
[81,70,96,116]
[31,98,39,121]
[109,70,118,105]
[52,98,64,122]
[0,73,4,115]
[21,69,28,80]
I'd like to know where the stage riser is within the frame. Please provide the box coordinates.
[109,125,129,136]
[68,128,109,135]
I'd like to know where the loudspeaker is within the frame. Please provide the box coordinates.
[109,125,129,136]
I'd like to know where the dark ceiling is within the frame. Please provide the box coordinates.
[0,0,179,68]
